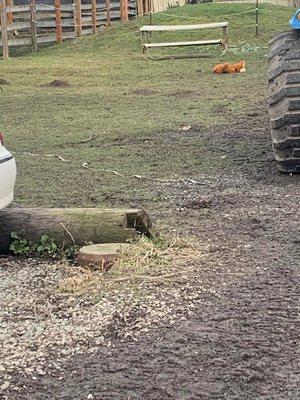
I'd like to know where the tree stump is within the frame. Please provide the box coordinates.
[77,243,131,268]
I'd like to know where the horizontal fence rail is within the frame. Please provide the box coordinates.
[215,0,298,6]
[0,0,139,58]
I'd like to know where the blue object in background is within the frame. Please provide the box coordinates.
[290,9,300,30]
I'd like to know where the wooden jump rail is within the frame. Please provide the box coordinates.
[140,22,229,60]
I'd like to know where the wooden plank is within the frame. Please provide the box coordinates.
[140,22,228,32]
[0,36,31,46]
[37,35,56,44]
[62,31,76,39]
[144,39,222,48]
[37,19,75,28]
[7,21,31,31]
[35,4,74,12]
[80,4,93,11]
[6,5,30,12]
[81,28,93,35]
[55,0,62,43]
[81,16,94,23]
[0,0,9,59]
[91,0,97,33]
[30,0,38,52]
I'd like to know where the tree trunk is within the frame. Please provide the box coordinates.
[0,208,152,253]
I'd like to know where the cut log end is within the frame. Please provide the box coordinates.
[77,243,131,267]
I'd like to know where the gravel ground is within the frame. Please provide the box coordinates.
[0,117,299,399]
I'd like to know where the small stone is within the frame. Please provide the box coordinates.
[36,367,46,375]
[0,381,10,390]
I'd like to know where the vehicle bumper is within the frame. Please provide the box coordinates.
[0,192,14,210]
[0,156,17,210]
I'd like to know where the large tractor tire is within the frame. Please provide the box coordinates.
[268,30,300,173]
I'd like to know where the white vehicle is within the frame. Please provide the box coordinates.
[0,133,16,210]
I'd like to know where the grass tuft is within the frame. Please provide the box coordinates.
[57,235,203,296]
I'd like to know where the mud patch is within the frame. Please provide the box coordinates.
[181,196,211,210]
[130,88,158,96]
[0,78,9,85]
[167,89,200,98]
[41,80,71,88]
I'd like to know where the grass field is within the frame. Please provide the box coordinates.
[0,3,293,209]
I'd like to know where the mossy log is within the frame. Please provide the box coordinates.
[0,208,152,253]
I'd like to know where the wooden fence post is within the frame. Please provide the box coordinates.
[143,0,148,14]
[120,0,123,22]
[29,0,37,51]
[55,0,62,43]
[137,0,143,18]
[75,0,82,36]
[123,0,128,22]
[6,0,13,25]
[121,0,128,22]
[106,0,111,26]
[0,0,9,60]
[91,0,97,33]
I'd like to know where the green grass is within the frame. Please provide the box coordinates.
[0,3,292,208]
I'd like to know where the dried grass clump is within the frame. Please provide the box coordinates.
[58,235,203,296]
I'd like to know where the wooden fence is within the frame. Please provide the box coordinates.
[0,0,142,59]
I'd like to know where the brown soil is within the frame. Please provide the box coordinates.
[129,88,158,96]
[1,115,299,399]
[167,89,200,98]
[0,78,9,85]
[41,80,71,88]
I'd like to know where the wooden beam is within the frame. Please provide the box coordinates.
[124,0,128,22]
[144,39,222,48]
[55,0,62,43]
[140,22,228,32]
[0,0,9,59]
[29,0,37,51]
[223,24,228,52]
[137,0,143,18]
[106,0,111,26]
[91,0,97,33]
[74,0,82,36]
[6,0,13,25]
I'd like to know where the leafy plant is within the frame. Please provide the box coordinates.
[9,231,31,255]
[62,244,80,259]
[31,234,58,256]
[9,231,76,259]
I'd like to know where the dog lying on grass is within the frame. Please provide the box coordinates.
[213,60,246,74]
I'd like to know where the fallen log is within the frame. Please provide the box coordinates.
[0,208,152,253]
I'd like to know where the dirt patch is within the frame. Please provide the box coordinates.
[0,78,9,85]
[181,196,211,210]
[129,88,158,96]
[41,80,71,88]
[0,113,299,399]
[167,89,200,98]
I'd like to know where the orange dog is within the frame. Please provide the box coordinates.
[213,60,246,74]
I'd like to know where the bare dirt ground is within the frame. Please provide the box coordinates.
[0,115,299,399]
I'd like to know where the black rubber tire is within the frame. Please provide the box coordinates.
[268,30,300,173]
